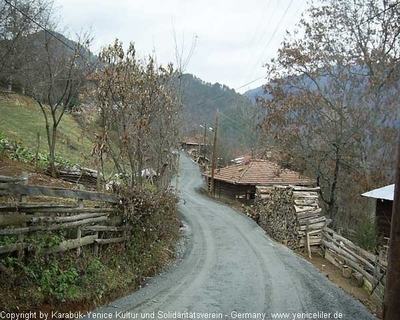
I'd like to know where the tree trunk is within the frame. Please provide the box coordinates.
[329,145,341,226]
[49,124,58,178]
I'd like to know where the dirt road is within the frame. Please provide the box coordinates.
[85,154,376,320]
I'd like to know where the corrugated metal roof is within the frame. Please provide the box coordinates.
[361,184,394,201]
[204,159,313,186]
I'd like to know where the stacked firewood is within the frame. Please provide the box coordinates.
[50,164,100,188]
[241,204,259,222]
[255,186,328,251]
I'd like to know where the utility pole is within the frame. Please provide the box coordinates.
[203,122,207,159]
[383,134,400,319]
[210,110,219,197]
[175,151,180,193]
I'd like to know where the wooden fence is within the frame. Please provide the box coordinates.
[0,172,130,256]
[321,227,387,308]
[252,186,387,309]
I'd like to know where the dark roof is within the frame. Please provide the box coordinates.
[204,159,313,186]
[182,134,208,146]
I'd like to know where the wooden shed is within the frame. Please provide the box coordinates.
[204,159,314,205]
[362,184,394,239]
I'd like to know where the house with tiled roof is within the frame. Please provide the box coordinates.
[203,159,314,204]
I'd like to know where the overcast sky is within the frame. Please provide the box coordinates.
[55,0,307,93]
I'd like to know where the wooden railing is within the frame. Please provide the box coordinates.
[322,227,387,308]
[0,172,128,256]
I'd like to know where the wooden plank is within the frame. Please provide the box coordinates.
[0,216,108,235]
[0,185,118,203]
[298,229,322,236]
[324,227,376,262]
[42,235,98,254]
[294,199,318,206]
[0,209,116,226]
[298,216,326,226]
[94,236,128,244]
[0,175,28,183]
[323,233,375,271]
[292,186,320,192]
[322,239,375,284]
[299,238,322,246]
[296,208,322,218]
[0,203,76,212]
[82,225,127,232]
[292,192,319,198]
[294,205,317,213]
[0,243,29,254]
[299,221,326,231]
[30,212,110,223]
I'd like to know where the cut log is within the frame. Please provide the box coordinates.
[95,236,128,244]
[42,235,98,254]
[351,272,364,287]
[0,216,108,235]
[30,212,109,223]
[0,243,29,254]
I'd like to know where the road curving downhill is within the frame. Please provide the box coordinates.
[84,153,376,320]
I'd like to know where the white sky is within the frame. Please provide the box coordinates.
[55,0,307,93]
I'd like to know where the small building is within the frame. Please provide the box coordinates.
[181,135,209,150]
[362,184,394,239]
[203,159,314,204]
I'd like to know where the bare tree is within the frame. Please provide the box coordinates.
[26,29,92,177]
[0,0,53,92]
[93,40,180,189]
[259,0,400,227]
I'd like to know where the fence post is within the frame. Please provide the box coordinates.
[76,185,84,256]
[18,172,29,250]
[93,232,99,257]
[20,172,28,203]
[76,227,82,256]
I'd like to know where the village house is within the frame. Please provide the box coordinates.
[181,134,209,151]
[362,184,395,239]
[203,159,314,204]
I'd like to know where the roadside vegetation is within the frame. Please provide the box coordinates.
[0,94,94,168]
[0,185,180,312]
[0,0,183,313]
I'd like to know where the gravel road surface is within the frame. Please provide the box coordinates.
[84,153,376,320]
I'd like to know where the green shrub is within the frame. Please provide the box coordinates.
[355,214,380,251]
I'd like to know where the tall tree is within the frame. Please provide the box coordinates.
[259,0,400,227]
[93,40,180,189]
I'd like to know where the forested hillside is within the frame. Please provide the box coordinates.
[180,74,265,160]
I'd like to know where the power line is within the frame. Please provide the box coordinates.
[246,0,295,83]
[219,111,261,140]
[4,0,96,68]
[236,0,274,83]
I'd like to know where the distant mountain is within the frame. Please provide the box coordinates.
[243,85,273,105]
[181,74,253,133]
[180,74,263,160]
[27,30,99,67]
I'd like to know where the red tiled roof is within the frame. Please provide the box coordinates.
[204,159,313,186]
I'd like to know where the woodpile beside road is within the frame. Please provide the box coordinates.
[249,185,387,309]
[255,186,328,255]
[49,164,100,188]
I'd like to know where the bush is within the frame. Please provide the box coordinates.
[0,186,181,310]
[355,214,380,251]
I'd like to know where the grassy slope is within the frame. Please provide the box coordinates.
[0,93,95,167]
